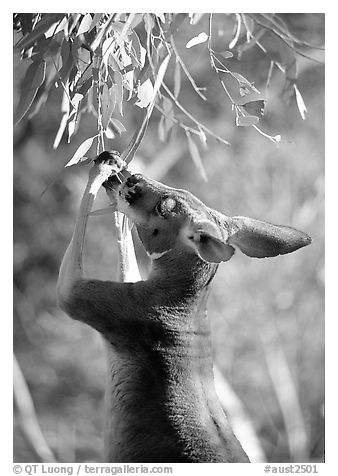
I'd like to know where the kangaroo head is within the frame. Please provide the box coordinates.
[108,173,311,263]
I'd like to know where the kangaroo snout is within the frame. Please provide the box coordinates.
[122,178,143,205]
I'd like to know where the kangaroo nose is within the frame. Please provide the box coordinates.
[126,175,139,187]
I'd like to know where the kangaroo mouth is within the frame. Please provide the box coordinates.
[123,188,139,205]
[102,168,131,192]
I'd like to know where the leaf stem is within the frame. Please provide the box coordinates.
[170,35,207,101]
[162,82,230,145]
[155,104,202,138]
[247,14,324,65]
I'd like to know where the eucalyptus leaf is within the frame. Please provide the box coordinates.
[174,60,181,98]
[111,118,127,135]
[186,32,209,49]
[235,114,259,127]
[294,84,307,120]
[186,133,207,181]
[77,14,93,36]
[102,86,117,130]
[136,79,154,108]
[14,60,46,125]
[65,135,97,167]
[15,14,64,50]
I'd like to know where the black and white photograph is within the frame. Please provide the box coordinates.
[13,11,325,470]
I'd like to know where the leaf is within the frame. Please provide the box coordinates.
[122,55,171,165]
[110,118,126,135]
[158,116,165,142]
[232,72,257,89]
[102,37,116,69]
[59,40,74,82]
[166,13,187,37]
[136,78,154,108]
[174,60,181,98]
[155,13,166,23]
[186,133,207,181]
[130,30,146,68]
[186,32,209,49]
[101,85,116,130]
[220,51,233,59]
[111,20,126,35]
[91,19,109,52]
[53,90,70,149]
[241,100,266,117]
[17,14,33,35]
[113,71,123,116]
[77,14,93,36]
[65,135,97,167]
[14,60,46,125]
[294,84,307,120]
[189,13,205,25]
[163,97,174,134]
[76,45,91,73]
[28,90,49,119]
[120,45,134,92]
[53,113,68,149]
[235,115,259,127]
[109,52,122,71]
[105,126,115,139]
[68,14,81,35]
[67,111,77,142]
[148,55,171,116]
[15,14,65,50]
[219,70,261,106]
[198,128,207,147]
[143,13,154,34]
[121,108,149,164]
[229,14,242,49]
[242,14,255,40]
[44,22,59,38]
[129,14,143,30]
[89,13,103,32]
[76,64,93,89]
[54,16,69,35]
[77,77,93,97]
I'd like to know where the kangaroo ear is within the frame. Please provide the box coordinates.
[227,216,312,258]
[183,220,235,263]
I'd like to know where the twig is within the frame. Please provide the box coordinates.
[258,13,324,50]
[207,16,239,107]
[265,60,275,95]
[153,16,171,57]
[209,55,238,105]
[247,14,324,65]
[252,124,281,144]
[162,82,230,146]
[170,35,207,101]
[155,103,202,138]
[145,17,157,81]
[208,14,281,145]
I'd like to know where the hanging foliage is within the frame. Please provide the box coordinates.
[13,13,323,177]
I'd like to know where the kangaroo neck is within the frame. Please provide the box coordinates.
[149,249,218,297]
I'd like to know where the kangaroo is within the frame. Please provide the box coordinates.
[57,152,311,463]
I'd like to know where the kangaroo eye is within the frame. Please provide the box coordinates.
[155,197,176,216]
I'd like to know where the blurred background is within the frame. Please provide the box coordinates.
[13,13,324,463]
